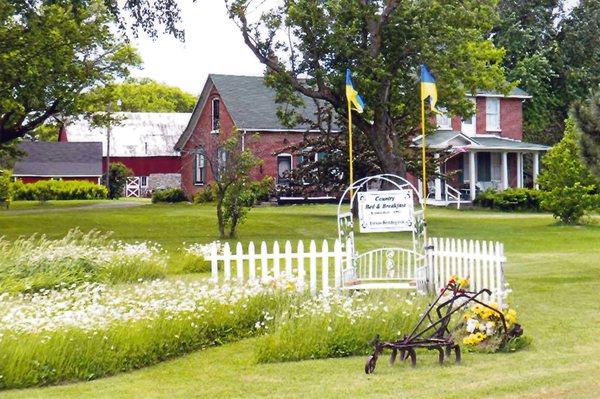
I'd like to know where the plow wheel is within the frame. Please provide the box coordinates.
[407,349,417,367]
[365,355,378,374]
[436,347,445,365]
[389,349,398,366]
[453,345,462,363]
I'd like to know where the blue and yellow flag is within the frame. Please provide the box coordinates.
[420,64,438,112]
[345,69,365,113]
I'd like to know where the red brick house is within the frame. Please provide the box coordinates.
[175,74,326,197]
[176,74,549,204]
[414,90,550,205]
[61,113,189,194]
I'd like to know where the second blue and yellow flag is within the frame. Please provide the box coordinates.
[345,69,365,113]
[420,64,438,112]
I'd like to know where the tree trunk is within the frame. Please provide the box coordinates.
[367,122,408,177]
[216,194,226,239]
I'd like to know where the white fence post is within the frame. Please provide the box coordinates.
[236,242,244,283]
[333,239,342,288]
[223,243,231,282]
[211,242,219,283]
[248,241,256,281]
[284,240,293,277]
[321,240,329,295]
[297,240,305,289]
[309,240,317,295]
[273,241,281,280]
[260,241,268,281]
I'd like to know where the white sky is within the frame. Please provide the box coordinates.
[130,1,265,95]
[130,0,581,95]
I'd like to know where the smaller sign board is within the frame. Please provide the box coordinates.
[357,190,415,233]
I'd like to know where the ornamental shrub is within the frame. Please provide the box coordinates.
[103,162,133,199]
[193,184,216,204]
[151,188,188,203]
[474,188,542,212]
[12,180,108,201]
[538,119,600,224]
[0,170,12,208]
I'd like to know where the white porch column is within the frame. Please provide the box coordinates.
[434,153,442,201]
[417,179,423,198]
[501,151,509,191]
[517,152,523,188]
[469,151,476,201]
[533,152,540,189]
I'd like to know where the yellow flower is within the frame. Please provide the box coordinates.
[459,278,470,288]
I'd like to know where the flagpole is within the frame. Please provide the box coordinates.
[421,97,427,216]
[348,100,354,200]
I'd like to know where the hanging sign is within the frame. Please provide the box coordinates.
[357,190,415,233]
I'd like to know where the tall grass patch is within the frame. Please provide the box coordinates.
[0,279,296,389]
[255,291,423,363]
[0,229,166,293]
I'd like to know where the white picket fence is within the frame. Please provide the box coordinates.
[209,239,350,295]
[208,237,508,303]
[426,237,507,304]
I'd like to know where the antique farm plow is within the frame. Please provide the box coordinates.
[364,279,522,374]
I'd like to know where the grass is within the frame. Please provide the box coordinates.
[0,203,599,397]
[0,230,166,293]
[0,281,295,389]
[0,200,124,211]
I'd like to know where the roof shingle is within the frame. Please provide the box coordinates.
[13,142,103,177]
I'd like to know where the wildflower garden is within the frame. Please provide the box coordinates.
[0,202,598,398]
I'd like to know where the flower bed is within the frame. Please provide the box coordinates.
[0,278,296,389]
[0,229,167,293]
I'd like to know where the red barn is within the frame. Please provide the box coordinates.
[61,112,190,194]
[13,141,102,183]
[176,74,550,204]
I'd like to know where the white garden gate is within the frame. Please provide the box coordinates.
[125,177,140,198]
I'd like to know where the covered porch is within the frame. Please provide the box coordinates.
[414,132,550,206]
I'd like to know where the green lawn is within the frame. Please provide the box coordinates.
[0,203,599,398]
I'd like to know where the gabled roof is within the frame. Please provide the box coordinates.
[414,131,550,151]
[176,74,325,150]
[475,87,531,98]
[13,141,103,177]
[66,113,190,157]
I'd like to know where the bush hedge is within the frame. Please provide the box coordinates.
[474,188,542,211]
[151,188,188,203]
[13,180,108,201]
[0,170,12,208]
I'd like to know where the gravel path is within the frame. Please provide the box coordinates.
[2,201,148,215]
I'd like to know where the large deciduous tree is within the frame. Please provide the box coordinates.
[572,90,600,179]
[0,0,139,144]
[225,0,508,178]
[86,78,197,113]
[492,0,564,145]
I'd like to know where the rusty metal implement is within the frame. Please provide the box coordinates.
[364,280,522,374]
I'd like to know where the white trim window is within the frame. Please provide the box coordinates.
[462,153,470,183]
[436,108,452,130]
[277,153,292,185]
[140,176,148,188]
[211,98,220,132]
[194,150,206,185]
[461,98,476,136]
[486,97,501,131]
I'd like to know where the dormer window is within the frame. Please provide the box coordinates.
[436,108,452,130]
[486,97,501,131]
[211,98,220,132]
